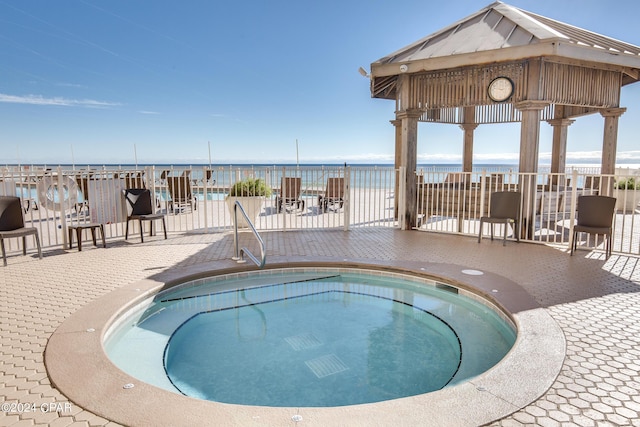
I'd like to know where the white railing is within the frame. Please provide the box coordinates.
[232,201,266,268]
[2,164,640,257]
[416,169,640,255]
[0,165,397,251]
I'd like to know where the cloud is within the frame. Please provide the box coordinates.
[138,110,161,115]
[0,93,120,108]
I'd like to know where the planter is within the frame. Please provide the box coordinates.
[613,189,640,212]
[226,196,265,228]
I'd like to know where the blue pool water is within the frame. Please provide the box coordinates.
[105,269,516,408]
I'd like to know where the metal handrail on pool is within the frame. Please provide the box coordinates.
[232,201,266,268]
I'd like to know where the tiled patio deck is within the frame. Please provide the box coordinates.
[1,228,639,426]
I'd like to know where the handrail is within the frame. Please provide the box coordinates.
[232,201,266,268]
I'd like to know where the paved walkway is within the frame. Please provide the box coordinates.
[1,228,639,426]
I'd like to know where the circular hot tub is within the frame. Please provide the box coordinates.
[105,268,516,407]
[45,262,564,426]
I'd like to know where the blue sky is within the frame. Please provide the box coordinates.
[1,0,639,166]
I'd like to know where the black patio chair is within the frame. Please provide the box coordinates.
[478,191,521,246]
[0,196,42,266]
[123,189,167,243]
[571,195,616,257]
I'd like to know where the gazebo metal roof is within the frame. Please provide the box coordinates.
[371,1,640,99]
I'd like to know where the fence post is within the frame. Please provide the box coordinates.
[202,166,209,233]
[343,166,351,231]
[57,166,70,249]
[479,169,487,219]
[568,169,579,250]
[397,166,406,230]
[281,166,287,231]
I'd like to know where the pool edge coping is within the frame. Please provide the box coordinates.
[45,259,565,427]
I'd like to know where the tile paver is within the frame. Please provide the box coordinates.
[1,228,640,426]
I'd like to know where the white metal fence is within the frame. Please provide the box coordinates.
[0,165,397,251]
[2,164,640,257]
[416,168,640,255]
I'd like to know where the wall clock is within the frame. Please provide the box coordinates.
[487,77,514,102]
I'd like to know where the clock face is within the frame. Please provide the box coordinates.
[488,77,514,102]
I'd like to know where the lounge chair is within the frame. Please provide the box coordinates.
[444,173,467,188]
[123,189,167,243]
[124,172,145,189]
[167,176,197,213]
[318,177,344,213]
[204,169,216,186]
[0,196,42,266]
[478,191,521,246]
[159,169,171,184]
[276,177,304,212]
[571,195,616,257]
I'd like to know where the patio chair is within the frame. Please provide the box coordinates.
[167,176,197,213]
[74,172,93,215]
[276,177,304,212]
[571,195,616,257]
[478,191,521,246]
[318,177,344,213]
[124,172,145,189]
[123,189,167,243]
[204,169,216,186]
[0,196,42,266]
[159,169,171,183]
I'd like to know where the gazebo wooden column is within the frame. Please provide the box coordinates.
[600,110,625,169]
[516,100,549,239]
[395,109,421,230]
[600,108,626,195]
[460,107,478,173]
[548,115,575,186]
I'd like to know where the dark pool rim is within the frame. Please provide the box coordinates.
[45,259,565,427]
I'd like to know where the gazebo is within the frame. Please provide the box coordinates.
[368,1,640,230]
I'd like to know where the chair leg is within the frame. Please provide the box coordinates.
[100,224,106,248]
[22,236,27,255]
[125,219,130,240]
[138,219,144,243]
[478,219,483,243]
[68,227,74,250]
[503,220,508,246]
[571,230,577,255]
[76,228,83,251]
[1,237,6,266]
[161,217,167,239]
[34,232,42,260]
